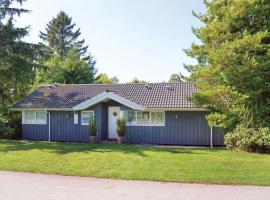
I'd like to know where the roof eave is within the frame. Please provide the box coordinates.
[10,107,73,111]
[145,108,208,111]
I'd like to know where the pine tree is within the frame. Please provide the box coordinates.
[40,11,90,61]
[39,11,97,83]
[0,0,37,137]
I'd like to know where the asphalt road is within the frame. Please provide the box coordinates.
[0,171,269,200]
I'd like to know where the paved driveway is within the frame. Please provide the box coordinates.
[0,171,269,200]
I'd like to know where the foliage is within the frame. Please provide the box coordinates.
[116,117,126,137]
[88,117,96,136]
[0,0,39,138]
[1,140,270,185]
[225,125,270,153]
[168,73,184,83]
[38,11,97,84]
[40,11,90,60]
[110,76,119,84]
[0,114,16,139]
[185,0,270,135]
[36,47,95,84]
[129,77,148,84]
[96,73,119,84]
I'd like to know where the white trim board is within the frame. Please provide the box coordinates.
[22,110,47,125]
[125,110,165,127]
[73,92,145,111]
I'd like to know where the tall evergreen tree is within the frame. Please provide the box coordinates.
[40,11,91,60]
[39,11,96,83]
[0,0,38,137]
[185,0,270,132]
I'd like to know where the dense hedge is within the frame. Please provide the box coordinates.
[225,125,270,153]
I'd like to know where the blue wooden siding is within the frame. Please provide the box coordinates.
[100,103,108,140]
[48,105,102,142]
[50,111,87,142]
[124,111,224,146]
[22,124,48,141]
[22,104,224,146]
[22,105,102,143]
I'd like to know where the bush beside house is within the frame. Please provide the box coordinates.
[225,125,270,153]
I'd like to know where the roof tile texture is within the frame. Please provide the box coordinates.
[13,83,198,109]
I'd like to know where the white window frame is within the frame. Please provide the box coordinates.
[22,110,47,125]
[137,111,151,126]
[125,110,137,125]
[150,111,166,126]
[125,111,165,126]
[74,113,79,124]
[81,110,95,125]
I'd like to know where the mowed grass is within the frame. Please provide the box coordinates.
[0,140,270,185]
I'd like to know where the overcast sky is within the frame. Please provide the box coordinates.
[17,0,205,82]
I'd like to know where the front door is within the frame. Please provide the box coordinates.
[108,107,120,139]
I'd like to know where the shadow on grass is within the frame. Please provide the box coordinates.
[0,139,220,157]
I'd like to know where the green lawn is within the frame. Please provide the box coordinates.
[0,140,269,185]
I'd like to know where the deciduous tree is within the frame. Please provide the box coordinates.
[96,73,119,84]
[185,0,270,133]
[129,78,148,84]
[168,73,184,83]
[36,47,96,84]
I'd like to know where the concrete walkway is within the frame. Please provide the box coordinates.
[0,171,269,200]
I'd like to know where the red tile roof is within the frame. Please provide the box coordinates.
[13,83,199,109]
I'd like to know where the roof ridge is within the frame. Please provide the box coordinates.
[41,82,194,87]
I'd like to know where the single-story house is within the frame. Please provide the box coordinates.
[12,83,224,146]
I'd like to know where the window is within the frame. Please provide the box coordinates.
[23,111,47,124]
[151,112,165,125]
[36,111,47,124]
[137,111,150,125]
[81,111,94,125]
[125,111,165,126]
[24,111,36,124]
[126,111,136,124]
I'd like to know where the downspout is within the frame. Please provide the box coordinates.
[210,126,213,148]
[46,111,51,142]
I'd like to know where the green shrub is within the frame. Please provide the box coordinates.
[0,114,18,139]
[225,125,270,153]
[116,117,126,137]
[88,117,97,136]
[0,125,16,139]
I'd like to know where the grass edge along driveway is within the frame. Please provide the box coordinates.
[0,139,269,186]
